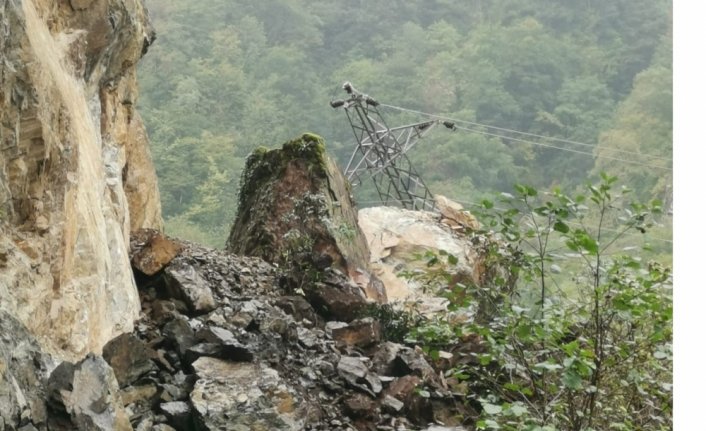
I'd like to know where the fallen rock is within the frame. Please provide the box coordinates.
[342,393,378,420]
[382,395,405,413]
[435,195,480,231]
[331,317,382,348]
[130,229,184,276]
[159,401,191,431]
[190,357,305,430]
[274,296,319,325]
[162,317,196,358]
[164,259,217,314]
[305,279,367,322]
[102,333,157,388]
[48,354,132,431]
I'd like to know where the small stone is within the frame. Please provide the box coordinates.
[331,317,382,348]
[382,395,404,413]
[228,312,254,329]
[195,326,235,344]
[342,393,377,420]
[364,372,383,394]
[160,400,192,431]
[162,317,196,357]
[337,356,368,382]
[296,327,320,348]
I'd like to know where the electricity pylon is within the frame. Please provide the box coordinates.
[330,82,454,211]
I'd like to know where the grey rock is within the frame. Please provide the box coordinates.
[331,317,382,348]
[371,342,404,376]
[48,354,132,431]
[382,395,404,413]
[195,327,235,344]
[337,356,368,383]
[164,259,216,314]
[159,401,191,431]
[0,311,48,430]
[190,357,304,430]
[162,317,196,357]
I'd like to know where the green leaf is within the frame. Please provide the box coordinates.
[516,324,532,339]
[447,254,459,265]
[534,361,562,372]
[482,403,503,415]
[553,220,570,233]
[509,403,528,417]
[562,370,583,390]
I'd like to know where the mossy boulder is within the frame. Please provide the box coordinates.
[226,134,386,309]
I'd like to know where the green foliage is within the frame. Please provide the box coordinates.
[407,177,671,430]
[357,303,424,344]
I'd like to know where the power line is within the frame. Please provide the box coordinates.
[380,103,673,164]
[454,125,673,171]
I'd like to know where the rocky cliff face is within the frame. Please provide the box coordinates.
[0,0,162,360]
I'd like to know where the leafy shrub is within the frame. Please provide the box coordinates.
[407,174,672,430]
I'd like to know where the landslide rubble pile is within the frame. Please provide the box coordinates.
[109,229,470,430]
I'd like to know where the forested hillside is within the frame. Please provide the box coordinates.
[137,0,672,249]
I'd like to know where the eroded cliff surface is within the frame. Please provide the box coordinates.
[0,0,162,360]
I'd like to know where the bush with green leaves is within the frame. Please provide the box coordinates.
[407,174,672,430]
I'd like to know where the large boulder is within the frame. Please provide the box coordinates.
[47,354,132,431]
[358,205,516,319]
[226,134,387,309]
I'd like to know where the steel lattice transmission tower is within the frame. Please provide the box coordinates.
[330,82,455,211]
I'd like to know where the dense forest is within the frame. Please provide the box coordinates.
[137,0,672,251]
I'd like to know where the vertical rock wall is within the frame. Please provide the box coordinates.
[0,0,162,360]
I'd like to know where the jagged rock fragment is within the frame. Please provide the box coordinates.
[47,354,132,431]
[305,280,367,322]
[130,229,183,276]
[382,395,405,413]
[342,393,377,420]
[102,333,157,388]
[164,259,216,314]
[190,358,304,430]
[371,342,405,376]
[331,317,382,348]
[159,401,191,431]
[162,317,197,357]
[275,296,319,325]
